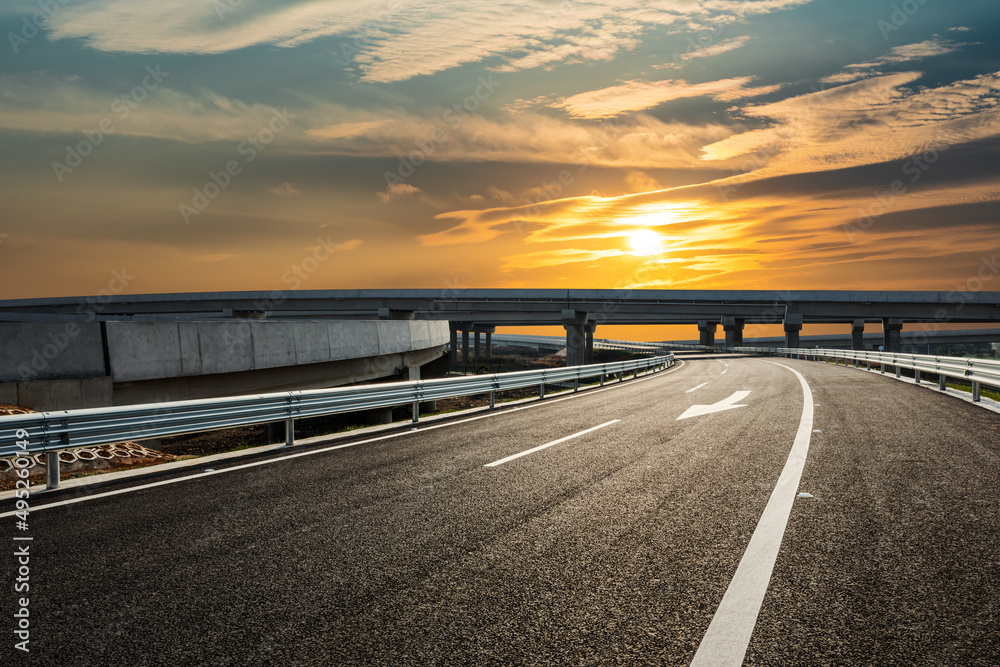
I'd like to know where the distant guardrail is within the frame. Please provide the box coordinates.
[1,355,674,489]
[679,344,999,403]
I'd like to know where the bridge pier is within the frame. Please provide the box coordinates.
[472,324,496,361]
[784,313,803,349]
[698,321,717,347]
[852,319,866,350]
[448,322,460,367]
[585,322,597,364]
[722,316,744,348]
[562,309,588,366]
[462,329,470,364]
[883,318,903,353]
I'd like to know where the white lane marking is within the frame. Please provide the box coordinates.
[721,369,728,375]
[484,420,620,467]
[690,361,814,666]
[676,391,751,421]
[0,361,688,517]
[686,382,709,393]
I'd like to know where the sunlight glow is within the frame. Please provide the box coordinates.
[627,229,664,256]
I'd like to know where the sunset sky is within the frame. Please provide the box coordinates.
[1,0,999,318]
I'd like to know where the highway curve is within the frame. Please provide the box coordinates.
[2,356,998,665]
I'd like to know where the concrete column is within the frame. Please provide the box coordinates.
[474,332,481,360]
[562,309,588,367]
[883,318,903,353]
[697,320,717,347]
[722,316,744,348]
[366,408,393,425]
[584,322,597,364]
[486,331,493,359]
[784,313,803,349]
[448,323,459,367]
[462,329,470,364]
[851,319,865,351]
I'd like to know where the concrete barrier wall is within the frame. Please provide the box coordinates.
[0,322,105,382]
[105,320,449,383]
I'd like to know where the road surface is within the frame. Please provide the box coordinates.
[2,356,999,665]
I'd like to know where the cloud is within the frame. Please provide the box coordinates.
[267,182,301,197]
[46,0,813,83]
[377,183,422,203]
[553,76,781,118]
[821,37,966,85]
[700,71,1000,178]
[303,107,735,168]
[625,171,661,193]
[0,72,292,143]
[306,120,395,140]
[678,35,751,61]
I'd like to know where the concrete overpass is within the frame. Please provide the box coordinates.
[3,289,999,361]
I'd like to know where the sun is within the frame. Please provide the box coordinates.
[627,229,663,256]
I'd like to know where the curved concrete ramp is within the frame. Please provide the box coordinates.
[0,320,449,410]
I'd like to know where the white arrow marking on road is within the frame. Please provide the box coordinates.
[675,391,751,421]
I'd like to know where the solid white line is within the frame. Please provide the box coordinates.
[484,420,620,467]
[686,382,708,393]
[0,360,688,517]
[690,361,814,666]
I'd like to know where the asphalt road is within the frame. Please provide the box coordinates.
[3,356,999,665]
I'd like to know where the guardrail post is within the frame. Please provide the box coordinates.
[895,366,901,378]
[540,382,546,399]
[573,378,579,393]
[600,374,605,387]
[412,401,420,422]
[973,382,981,402]
[46,451,60,490]
[285,419,295,446]
[938,375,947,391]
[914,369,921,384]
[490,390,496,409]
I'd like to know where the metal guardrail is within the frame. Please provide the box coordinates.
[1,355,674,489]
[683,343,1000,403]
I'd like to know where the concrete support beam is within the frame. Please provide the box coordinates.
[784,313,804,349]
[722,316,744,348]
[474,332,481,360]
[697,320,717,347]
[883,318,903,353]
[584,322,597,364]
[562,309,588,367]
[852,319,865,351]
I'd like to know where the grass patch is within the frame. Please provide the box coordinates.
[945,381,1000,402]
